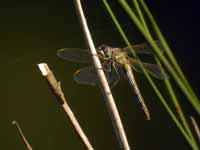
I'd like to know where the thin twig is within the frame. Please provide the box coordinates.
[38,63,94,150]
[73,0,130,149]
[12,120,33,150]
[190,116,200,143]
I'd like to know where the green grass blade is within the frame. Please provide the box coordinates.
[131,0,197,145]
[138,0,200,105]
[102,1,199,149]
[117,0,200,115]
[155,57,197,146]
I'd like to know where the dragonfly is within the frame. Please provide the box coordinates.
[57,41,167,120]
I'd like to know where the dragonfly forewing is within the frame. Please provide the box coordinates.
[57,48,92,63]
[123,41,164,55]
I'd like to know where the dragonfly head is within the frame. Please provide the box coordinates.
[97,44,112,58]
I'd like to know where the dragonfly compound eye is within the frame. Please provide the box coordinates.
[97,44,107,51]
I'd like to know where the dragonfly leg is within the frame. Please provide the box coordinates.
[102,60,112,72]
[112,62,121,80]
[110,79,119,89]
[110,62,121,89]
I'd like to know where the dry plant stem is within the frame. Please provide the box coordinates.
[190,116,200,142]
[38,63,94,150]
[73,0,130,149]
[12,120,33,150]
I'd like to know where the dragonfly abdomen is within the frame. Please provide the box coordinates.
[124,64,150,120]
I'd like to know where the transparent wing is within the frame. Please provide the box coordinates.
[57,48,92,63]
[130,58,168,80]
[73,66,98,86]
[123,41,164,55]
[73,63,120,87]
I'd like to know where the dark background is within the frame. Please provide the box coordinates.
[1,0,199,149]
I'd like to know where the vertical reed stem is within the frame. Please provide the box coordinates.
[73,0,130,149]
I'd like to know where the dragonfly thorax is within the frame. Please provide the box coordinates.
[113,51,130,65]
